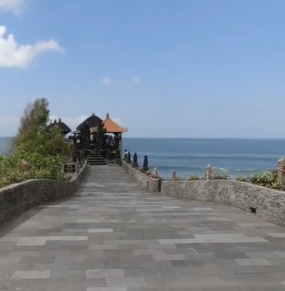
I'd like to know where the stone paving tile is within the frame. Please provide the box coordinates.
[86,269,124,278]
[235,258,272,266]
[0,257,21,264]
[275,251,285,258]
[88,229,114,233]
[8,251,42,257]
[1,165,285,290]
[106,277,145,287]
[87,288,127,291]
[17,237,48,246]
[268,233,285,238]
[156,254,187,262]
[11,270,50,279]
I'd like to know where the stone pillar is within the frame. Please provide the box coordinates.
[153,167,158,176]
[206,165,212,180]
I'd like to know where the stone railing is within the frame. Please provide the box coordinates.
[0,161,89,224]
[160,179,285,228]
[121,155,285,227]
[121,161,159,192]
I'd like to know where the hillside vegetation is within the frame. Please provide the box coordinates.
[0,98,73,188]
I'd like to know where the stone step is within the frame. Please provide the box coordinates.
[88,161,107,166]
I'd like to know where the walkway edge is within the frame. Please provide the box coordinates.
[0,161,89,225]
[121,161,159,191]
[121,161,285,228]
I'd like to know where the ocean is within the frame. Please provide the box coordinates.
[0,137,12,156]
[0,137,284,179]
[123,138,285,179]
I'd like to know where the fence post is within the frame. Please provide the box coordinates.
[172,169,176,181]
[153,167,158,176]
[277,158,285,186]
[206,165,212,180]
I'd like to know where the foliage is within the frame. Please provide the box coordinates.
[0,98,74,188]
[0,151,71,188]
[163,173,230,181]
[13,98,49,149]
[236,170,282,190]
[188,175,204,180]
[211,172,230,180]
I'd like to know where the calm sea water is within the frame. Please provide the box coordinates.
[0,137,12,156]
[1,137,284,179]
[123,138,285,179]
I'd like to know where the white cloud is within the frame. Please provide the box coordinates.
[132,77,141,83]
[102,77,111,85]
[0,0,29,13]
[0,26,63,68]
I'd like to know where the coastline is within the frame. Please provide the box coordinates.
[2,137,284,178]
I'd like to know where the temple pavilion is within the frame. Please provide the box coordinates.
[73,113,128,165]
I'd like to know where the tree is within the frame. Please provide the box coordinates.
[13,98,49,148]
[12,98,73,158]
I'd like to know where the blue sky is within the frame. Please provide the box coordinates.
[0,0,285,138]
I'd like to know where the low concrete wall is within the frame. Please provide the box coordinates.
[121,161,159,192]
[0,161,89,224]
[161,180,285,227]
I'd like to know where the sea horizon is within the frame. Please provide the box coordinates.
[2,136,285,140]
[1,137,284,179]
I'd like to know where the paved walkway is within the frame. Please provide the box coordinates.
[1,166,285,290]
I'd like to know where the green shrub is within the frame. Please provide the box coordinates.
[236,170,282,190]
[0,98,74,188]
[211,173,230,180]
[188,175,204,180]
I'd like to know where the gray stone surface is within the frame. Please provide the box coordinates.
[160,179,285,228]
[0,166,285,290]
[0,161,88,225]
[121,161,159,191]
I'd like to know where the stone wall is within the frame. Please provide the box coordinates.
[161,180,285,228]
[0,161,89,224]
[121,161,159,192]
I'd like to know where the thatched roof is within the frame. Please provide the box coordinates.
[47,119,71,135]
[76,113,103,130]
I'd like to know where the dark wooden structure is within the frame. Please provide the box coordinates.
[74,113,128,165]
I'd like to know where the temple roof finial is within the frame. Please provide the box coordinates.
[106,113,110,119]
